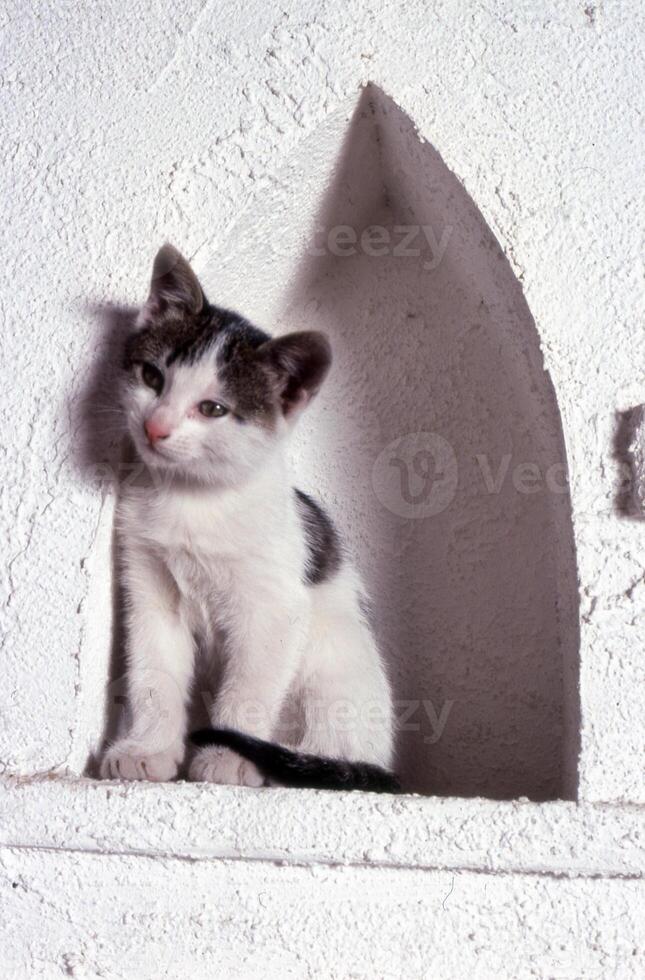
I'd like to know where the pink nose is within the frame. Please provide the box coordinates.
[144,417,171,444]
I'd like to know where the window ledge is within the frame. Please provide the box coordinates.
[1,775,641,879]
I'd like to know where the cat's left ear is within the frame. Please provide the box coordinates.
[138,244,205,326]
[258,331,332,417]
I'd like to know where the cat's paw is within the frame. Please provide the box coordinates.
[100,739,183,782]
[188,746,264,787]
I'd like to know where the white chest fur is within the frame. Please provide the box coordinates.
[116,461,306,635]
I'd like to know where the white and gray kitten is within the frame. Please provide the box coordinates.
[100,245,396,791]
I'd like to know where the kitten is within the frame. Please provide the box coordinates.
[100,244,397,792]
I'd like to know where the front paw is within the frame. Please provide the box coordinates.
[189,746,264,787]
[100,738,183,782]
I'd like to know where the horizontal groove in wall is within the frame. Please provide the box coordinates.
[1,776,641,880]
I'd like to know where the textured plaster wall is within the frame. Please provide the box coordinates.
[3,847,643,979]
[2,0,643,800]
[1,0,643,975]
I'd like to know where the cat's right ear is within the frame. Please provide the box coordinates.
[137,244,205,327]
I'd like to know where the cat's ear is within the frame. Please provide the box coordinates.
[138,244,204,325]
[258,331,332,417]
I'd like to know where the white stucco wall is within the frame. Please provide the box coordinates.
[1,1,643,976]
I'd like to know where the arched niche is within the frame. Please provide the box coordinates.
[87,85,580,800]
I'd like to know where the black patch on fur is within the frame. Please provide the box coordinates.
[190,727,400,793]
[294,489,342,585]
[123,301,281,420]
[124,303,265,370]
[124,304,213,370]
[216,318,278,419]
[169,309,269,369]
[126,252,330,425]
[260,332,332,415]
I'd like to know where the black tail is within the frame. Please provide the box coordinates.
[190,728,400,793]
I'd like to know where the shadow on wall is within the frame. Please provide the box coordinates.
[75,305,219,772]
[74,304,135,773]
[282,85,580,800]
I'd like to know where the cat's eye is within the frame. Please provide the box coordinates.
[199,400,228,418]
[141,362,164,394]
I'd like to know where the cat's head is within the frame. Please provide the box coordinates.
[122,244,331,486]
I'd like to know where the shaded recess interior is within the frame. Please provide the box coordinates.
[280,86,580,800]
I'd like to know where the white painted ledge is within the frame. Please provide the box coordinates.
[2,776,642,879]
